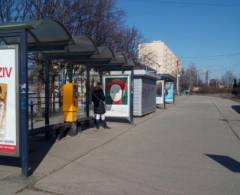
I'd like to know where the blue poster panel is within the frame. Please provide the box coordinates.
[165,82,174,103]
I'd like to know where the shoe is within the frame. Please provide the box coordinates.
[102,120,111,129]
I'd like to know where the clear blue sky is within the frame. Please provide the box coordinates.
[117,0,240,79]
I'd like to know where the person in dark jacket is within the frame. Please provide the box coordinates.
[92,82,110,129]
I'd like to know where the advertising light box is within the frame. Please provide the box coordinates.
[103,75,130,118]
[0,46,19,156]
[156,80,165,106]
[165,82,174,104]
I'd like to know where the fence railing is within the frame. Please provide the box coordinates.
[28,97,62,130]
[28,97,89,130]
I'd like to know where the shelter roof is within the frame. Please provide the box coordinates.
[134,63,156,72]
[0,19,72,51]
[44,36,98,58]
[0,20,134,70]
[158,74,176,82]
[111,52,135,67]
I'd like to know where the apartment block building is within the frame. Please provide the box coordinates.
[138,40,181,78]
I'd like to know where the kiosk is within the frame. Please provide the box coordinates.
[133,66,157,116]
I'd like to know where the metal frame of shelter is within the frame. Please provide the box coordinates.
[0,19,135,177]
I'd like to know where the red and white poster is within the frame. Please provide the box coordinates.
[0,46,19,156]
[103,75,130,118]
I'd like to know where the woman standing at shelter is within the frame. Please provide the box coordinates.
[92,82,110,129]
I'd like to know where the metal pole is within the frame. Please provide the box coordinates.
[129,68,134,124]
[68,64,73,83]
[30,101,34,131]
[44,57,49,129]
[99,70,103,84]
[86,67,90,118]
[176,73,180,96]
[163,80,166,109]
[20,30,29,177]
[58,75,61,109]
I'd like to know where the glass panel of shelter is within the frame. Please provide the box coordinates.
[73,64,88,119]
[28,60,94,129]
[28,54,47,130]
[89,68,101,117]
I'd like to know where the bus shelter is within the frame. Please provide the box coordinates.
[41,36,98,135]
[0,19,87,176]
[59,50,135,124]
[41,36,135,130]
[0,19,135,176]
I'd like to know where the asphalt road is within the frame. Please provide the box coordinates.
[3,95,240,195]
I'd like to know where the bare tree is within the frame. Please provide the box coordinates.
[0,0,30,23]
[1,0,143,58]
[113,26,143,59]
[180,64,200,90]
[221,70,236,88]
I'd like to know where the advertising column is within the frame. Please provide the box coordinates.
[0,46,19,156]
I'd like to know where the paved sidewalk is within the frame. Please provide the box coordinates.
[0,96,172,195]
[0,95,240,195]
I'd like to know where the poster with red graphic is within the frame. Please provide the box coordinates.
[0,46,19,156]
[103,75,130,118]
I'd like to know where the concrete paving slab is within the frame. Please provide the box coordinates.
[0,180,25,195]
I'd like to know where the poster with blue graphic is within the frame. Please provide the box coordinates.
[165,82,174,103]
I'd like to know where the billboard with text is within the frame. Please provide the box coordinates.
[0,46,19,156]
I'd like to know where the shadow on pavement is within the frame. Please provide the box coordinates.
[0,135,55,176]
[231,105,240,114]
[206,154,240,173]
[28,135,56,175]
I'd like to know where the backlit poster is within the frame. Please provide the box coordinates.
[0,46,19,156]
[103,75,130,118]
[156,80,165,107]
[165,82,174,103]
